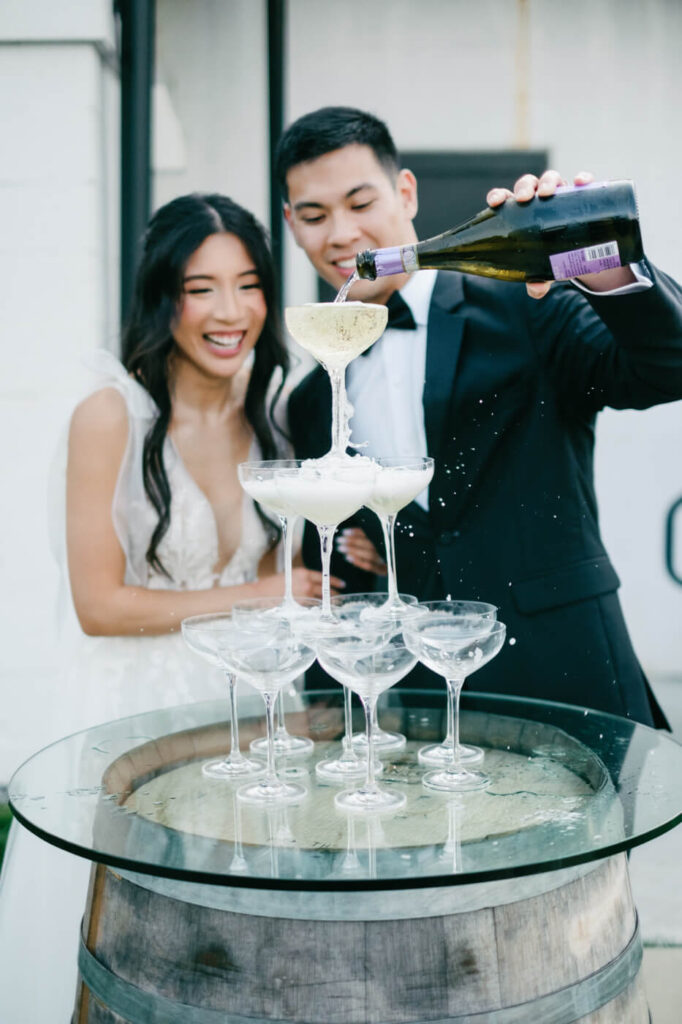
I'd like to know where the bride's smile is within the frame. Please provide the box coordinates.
[173,231,267,380]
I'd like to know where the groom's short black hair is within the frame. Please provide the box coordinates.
[275,106,400,200]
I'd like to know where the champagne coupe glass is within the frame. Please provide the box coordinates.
[312,601,393,783]
[237,460,308,618]
[403,619,507,792]
[366,456,434,617]
[317,633,417,813]
[227,621,317,805]
[413,601,498,768]
[284,303,388,459]
[273,459,377,626]
[331,593,418,754]
[181,614,265,779]
[232,596,319,758]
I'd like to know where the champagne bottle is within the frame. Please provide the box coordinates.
[355,181,643,284]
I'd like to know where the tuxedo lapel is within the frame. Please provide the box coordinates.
[395,273,466,532]
[424,272,466,457]
[290,366,333,460]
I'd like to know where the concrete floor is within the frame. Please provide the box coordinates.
[633,678,682,1023]
[642,947,682,1023]
[629,678,682,947]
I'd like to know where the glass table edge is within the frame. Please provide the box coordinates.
[8,688,682,892]
[9,795,682,893]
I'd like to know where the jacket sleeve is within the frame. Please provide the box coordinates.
[528,261,682,414]
[287,368,332,460]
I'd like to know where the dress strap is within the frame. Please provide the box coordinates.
[81,350,158,419]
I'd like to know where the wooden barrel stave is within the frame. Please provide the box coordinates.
[74,853,649,1024]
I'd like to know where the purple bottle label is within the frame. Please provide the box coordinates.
[549,241,621,280]
[373,247,409,277]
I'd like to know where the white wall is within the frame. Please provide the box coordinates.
[154,0,269,220]
[0,1,119,780]
[281,0,682,688]
[284,0,682,294]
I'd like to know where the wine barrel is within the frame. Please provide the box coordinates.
[74,852,648,1023]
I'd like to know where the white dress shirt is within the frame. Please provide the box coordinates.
[346,264,652,512]
[346,270,436,510]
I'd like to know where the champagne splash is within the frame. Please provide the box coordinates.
[334,269,359,304]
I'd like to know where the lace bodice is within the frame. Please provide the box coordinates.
[150,438,268,589]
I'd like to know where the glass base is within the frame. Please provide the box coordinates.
[422,766,490,793]
[360,597,421,623]
[278,764,309,780]
[418,742,484,767]
[280,601,323,627]
[353,728,406,753]
[315,757,383,782]
[336,853,366,878]
[237,778,307,805]
[250,733,314,757]
[311,615,354,638]
[334,786,406,814]
[202,756,264,780]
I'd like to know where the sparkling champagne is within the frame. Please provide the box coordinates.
[285,302,388,458]
[356,181,643,284]
[284,302,387,371]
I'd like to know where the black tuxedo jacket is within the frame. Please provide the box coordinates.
[289,265,682,727]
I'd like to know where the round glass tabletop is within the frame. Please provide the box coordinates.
[8,689,682,891]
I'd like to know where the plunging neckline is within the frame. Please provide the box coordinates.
[166,434,260,581]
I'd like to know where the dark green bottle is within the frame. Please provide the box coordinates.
[356,181,643,284]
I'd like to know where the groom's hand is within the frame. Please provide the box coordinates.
[335,528,388,575]
[487,170,601,299]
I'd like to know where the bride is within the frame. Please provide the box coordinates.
[0,192,335,1020]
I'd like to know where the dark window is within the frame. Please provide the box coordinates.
[318,150,548,301]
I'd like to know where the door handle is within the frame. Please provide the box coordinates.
[664,497,682,586]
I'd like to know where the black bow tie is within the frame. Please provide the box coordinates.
[386,290,417,330]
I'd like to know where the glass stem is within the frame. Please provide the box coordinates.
[449,677,464,769]
[444,799,460,872]
[318,524,336,617]
[443,685,455,749]
[275,690,287,738]
[230,790,247,871]
[227,671,241,759]
[329,368,346,456]
[343,813,360,874]
[380,513,399,602]
[263,691,279,788]
[368,817,378,879]
[362,694,378,791]
[280,514,294,606]
[445,678,458,770]
[342,686,357,760]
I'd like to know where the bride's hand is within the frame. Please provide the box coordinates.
[254,568,345,600]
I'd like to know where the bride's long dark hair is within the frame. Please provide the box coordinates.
[121,193,289,577]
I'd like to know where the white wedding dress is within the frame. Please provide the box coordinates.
[0,351,277,1022]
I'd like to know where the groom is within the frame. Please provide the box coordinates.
[277,106,682,727]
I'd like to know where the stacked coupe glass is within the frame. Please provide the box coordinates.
[182,301,508,814]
